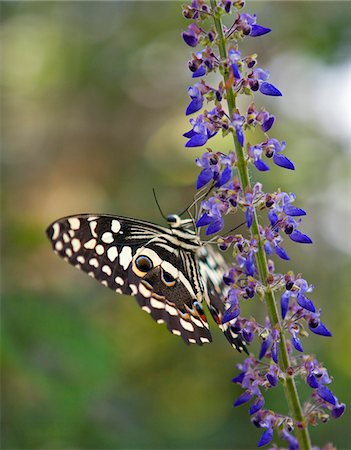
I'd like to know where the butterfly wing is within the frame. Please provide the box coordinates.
[198,245,247,352]
[46,214,211,345]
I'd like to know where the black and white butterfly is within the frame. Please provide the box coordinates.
[46,213,247,352]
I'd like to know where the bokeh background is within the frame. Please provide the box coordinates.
[2,1,351,449]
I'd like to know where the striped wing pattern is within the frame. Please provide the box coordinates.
[46,214,211,345]
[46,214,246,351]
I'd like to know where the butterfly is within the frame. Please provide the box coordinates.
[46,213,247,352]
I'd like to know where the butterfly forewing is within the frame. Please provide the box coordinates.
[46,214,212,345]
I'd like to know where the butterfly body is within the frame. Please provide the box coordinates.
[47,213,246,351]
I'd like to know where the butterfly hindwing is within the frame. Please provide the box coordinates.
[199,246,247,353]
[46,214,212,345]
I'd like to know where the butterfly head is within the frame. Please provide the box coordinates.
[166,214,193,230]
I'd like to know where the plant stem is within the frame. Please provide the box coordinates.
[210,2,312,448]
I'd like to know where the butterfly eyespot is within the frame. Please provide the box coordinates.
[135,255,153,273]
[161,269,176,287]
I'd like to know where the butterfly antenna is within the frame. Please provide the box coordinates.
[152,188,167,221]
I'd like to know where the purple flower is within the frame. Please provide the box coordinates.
[182,23,201,47]
[281,429,299,450]
[196,197,225,235]
[249,396,265,415]
[233,390,253,407]
[232,112,245,147]
[228,48,241,79]
[258,427,273,447]
[222,289,241,323]
[186,84,204,115]
[331,403,346,419]
[251,68,282,96]
[264,139,294,170]
[238,13,271,38]
[184,114,217,147]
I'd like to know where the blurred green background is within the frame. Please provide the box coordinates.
[2,1,351,449]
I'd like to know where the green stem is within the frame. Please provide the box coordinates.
[210,2,312,449]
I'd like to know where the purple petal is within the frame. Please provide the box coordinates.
[232,372,245,384]
[268,209,279,227]
[186,97,203,115]
[233,391,253,407]
[258,428,273,447]
[182,32,198,47]
[332,403,346,419]
[289,230,312,244]
[216,166,232,187]
[231,62,241,79]
[183,129,195,138]
[196,213,212,227]
[185,133,208,148]
[250,24,271,37]
[192,65,206,78]
[309,321,332,337]
[273,153,295,170]
[259,336,272,359]
[271,342,278,364]
[249,397,265,415]
[317,386,336,405]
[261,116,275,132]
[260,81,282,96]
[236,127,244,147]
[292,336,304,352]
[206,219,224,235]
[280,291,290,319]
[283,205,306,216]
[254,158,270,171]
[307,373,319,389]
[246,208,254,228]
[266,373,278,387]
[275,245,290,260]
[196,168,213,189]
[296,294,316,313]
[222,305,240,323]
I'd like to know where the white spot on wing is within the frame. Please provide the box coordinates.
[192,317,204,328]
[165,304,178,316]
[111,220,121,233]
[157,319,165,324]
[52,223,60,240]
[102,232,114,244]
[129,284,137,295]
[95,244,104,255]
[101,280,108,286]
[172,329,181,336]
[77,256,85,264]
[84,238,97,249]
[119,246,132,270]
[107,246,118,262]
[68,218,80,230]
[65,248,72,257]
[102,265,112,276]
[139,283,151,298]
[150,298,165,309]
[89,258,99,268]
[115,276,124,286]
[189,338,196,344]
[63,233,70,243]
[89,221,98,237]
[180,318,194,332]
[71,239,81,252]
[142,306,151,314]
[200,337,210,343]
[55,241,63,251]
